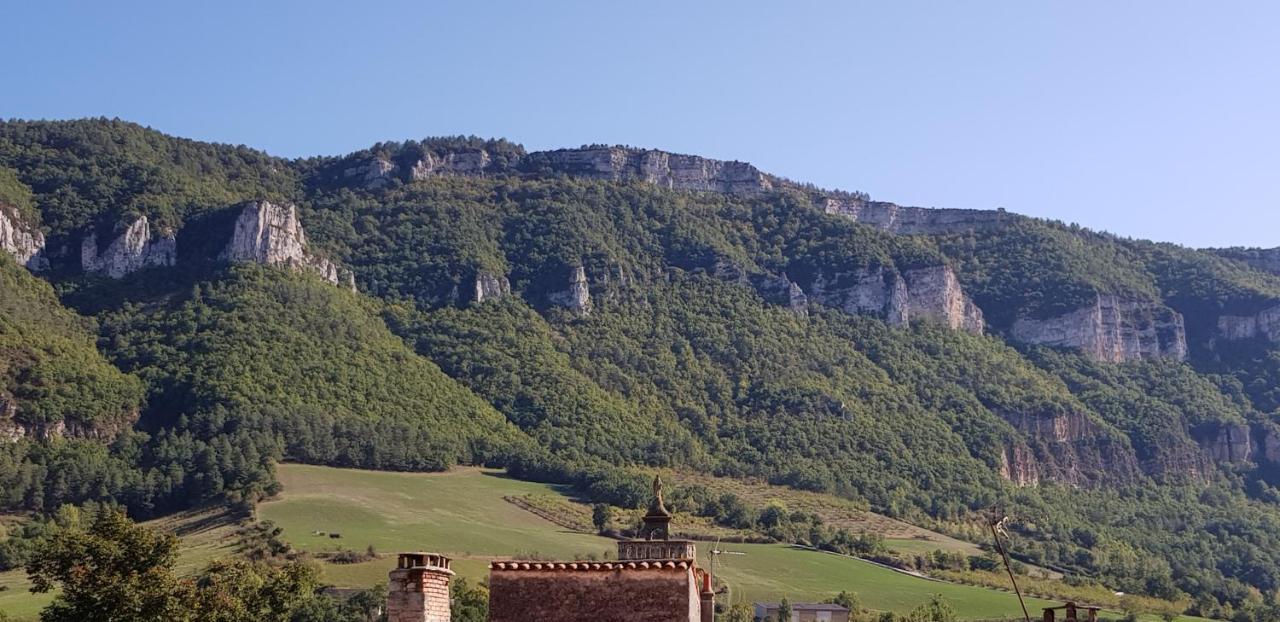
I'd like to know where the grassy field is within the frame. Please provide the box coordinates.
[258,464,1105,619]
[659,470,982,555]
[0,506,244,621]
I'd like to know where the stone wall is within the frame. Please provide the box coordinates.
[488,562,702,622]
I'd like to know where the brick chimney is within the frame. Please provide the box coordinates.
[699,568,715,622]
[387,552,453,622]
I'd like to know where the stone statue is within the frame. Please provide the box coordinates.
[651,474,667,514]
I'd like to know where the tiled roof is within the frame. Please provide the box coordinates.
[490,560,691,571]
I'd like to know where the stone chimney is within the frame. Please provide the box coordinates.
[387,552,453,622]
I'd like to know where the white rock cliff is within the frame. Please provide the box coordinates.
[548,265,592,315]
[1010,295,1188,362]
[807,264,984,334]
[81,216,176,278]
[0,205,46,269]
[220,201,354,289]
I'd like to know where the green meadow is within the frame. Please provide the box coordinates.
[257,464,1074,619]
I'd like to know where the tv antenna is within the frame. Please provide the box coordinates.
[707,537,745,620]
[987,506,1031,622]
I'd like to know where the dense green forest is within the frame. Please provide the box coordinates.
[8,119,1280,619]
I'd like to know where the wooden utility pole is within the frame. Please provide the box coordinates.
[988,510,1032,622]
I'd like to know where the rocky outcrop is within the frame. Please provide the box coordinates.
[1001,410,1141,485]
[412,151,500,178]
[81,216,176,278]
[806,264,984,334]
[0,396,136,443]
[1191,421,1280,466]
[745,272,809,316]
[821,197,1015,235]
[220,201,355,290]
[530,147,774,196]
[1197,422,1254,463]
[1,205,46,269]
[547,265,591,315]
[901,266,985,333]
[473,272,511,304]
[344,157,398,189]
[1218,305,1280,342]
[1010,295,1187,363]
[999,444,1040,486]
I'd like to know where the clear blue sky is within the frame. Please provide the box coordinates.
[2,1,1277,247]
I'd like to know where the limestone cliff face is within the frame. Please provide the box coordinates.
[806,264,984,334]
[821,197,1015,235]
[0,205,46,269]
[1000,410,1141,485]
[472,272,511,304]
[741,271,809,316]
[344,157,398,189]
[1218,305,1280,342]
[81,216,176,278]
[220,201,355,290]
[1191,421,1280,466]
[901,266,985,333]
[547,265,592,315]
[999,444,1041,486]
[1197,422,1254,463]
[0,396,136,443]
[412,151,500,178]
[531,147,774,196]
[1010,295,1187,363]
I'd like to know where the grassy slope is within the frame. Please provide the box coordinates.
[660,470,980,554]
[260,464,1095,619]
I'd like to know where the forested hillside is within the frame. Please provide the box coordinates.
[7,119,1280,618]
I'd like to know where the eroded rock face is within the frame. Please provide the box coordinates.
[1010,295,1187,362]
[807,265,983,334]
[0,205,46,269]
[1001,410,1141,485]
[548,265,591,315]
[220,201,354,289]
[533,148,774,196]
[746,272,810,316]
[344,157,398,189]
[1218,305,1280,342]
[473,272,511,304]
[1197,422,1254,463]
[999,444,1040,486]
[81,216,176,278]
[412,151,498,178]
[822,197,1014,235]
[0,396,137,444]
[901,266,985,333]
[1188,421,1280,467]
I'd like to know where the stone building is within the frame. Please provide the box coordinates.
[386,476,715,621]
[488,475,714,621]
[753,602,851,622]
